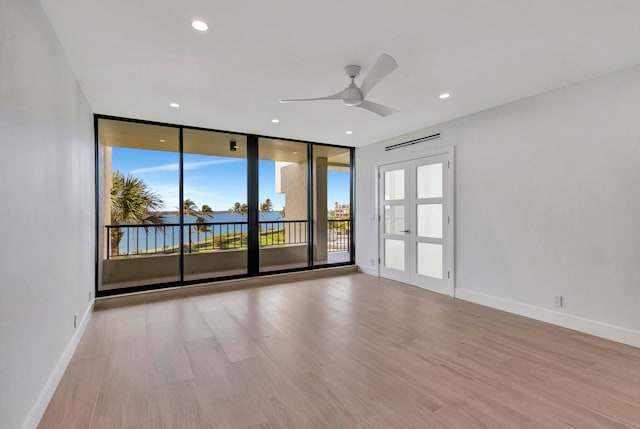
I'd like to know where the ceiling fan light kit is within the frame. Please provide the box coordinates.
[280,53,399,117]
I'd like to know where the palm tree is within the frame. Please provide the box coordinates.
[230,202,249,217]
[230,202,241,217]
[180,199,199,250]
[194,204,214,248]
[110,171,164,256]
[279,206,285,219]
[260,198,273,213]
[231,203,249,249]
[182,199,198,218]
[200,204,213,218]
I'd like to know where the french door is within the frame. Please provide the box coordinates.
[379,153,453,295]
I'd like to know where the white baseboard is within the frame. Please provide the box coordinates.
[357,265,378,277]
[21,300,94,429]
[455,288,640,348]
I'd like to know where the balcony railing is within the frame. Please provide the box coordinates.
[106,219,351,259]
[106,224,181,259]
[107,220,307,258]
[327,219,351,252]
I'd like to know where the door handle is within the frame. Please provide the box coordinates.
[400,230,410,233]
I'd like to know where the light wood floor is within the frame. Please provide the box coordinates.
[39,273,640,428]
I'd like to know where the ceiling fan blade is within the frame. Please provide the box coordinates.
[360,53,398,97]
[356,100,398,117]
[280,88,349,103]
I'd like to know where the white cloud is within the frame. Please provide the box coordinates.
[131,158,239,175]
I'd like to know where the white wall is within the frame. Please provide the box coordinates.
[0,0,95,428]
[356,65,640,346]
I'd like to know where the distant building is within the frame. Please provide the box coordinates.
[334,203,350,218]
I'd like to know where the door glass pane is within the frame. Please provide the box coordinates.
[259,138,309,273]
[385,239,405,270]
[384,169,404,200]
[98,118,180,291]
[417,204,442,238]
[384,205,405,234]
[417,163,442,198]
[182,129,248,281]
[313,145,352,265]
[417,242,443,279]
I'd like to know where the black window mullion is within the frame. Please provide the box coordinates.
[307,143,313,266]
[350,146,355,263]
[247,135,259,275]
[179,127,184,283]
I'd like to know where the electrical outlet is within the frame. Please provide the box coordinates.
[88,291,92,301]
[73,313,78,329]
[553,296,563,308]
[370,258,375,265]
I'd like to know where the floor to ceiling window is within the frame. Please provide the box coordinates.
[258,138,309,273]
[182,129,249,281]
[312,145,353,266]
[98,119,181,291]
[96,116,354,296]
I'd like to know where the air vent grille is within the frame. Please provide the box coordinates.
[385,133,441,151]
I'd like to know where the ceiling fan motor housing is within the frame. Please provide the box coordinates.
[342,82,363,106]
[344,65,361,78]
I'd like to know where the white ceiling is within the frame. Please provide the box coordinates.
[41,0,640,147]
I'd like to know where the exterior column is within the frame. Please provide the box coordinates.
[313,156,328,262]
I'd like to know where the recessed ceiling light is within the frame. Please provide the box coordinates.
[271,118,280,123]
[345,130,353,135]
[439,93,451,99]
[159,139,166,142]
[292,151,298,155]
[191,20,208,32]
[169,102,180,108]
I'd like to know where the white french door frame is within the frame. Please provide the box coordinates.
[376,146,455,297]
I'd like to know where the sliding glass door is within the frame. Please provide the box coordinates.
[312,145,352,265]
[182,129,248,281]
[96,116,354,295]
[258,138,309,273]
[98,119,180,291]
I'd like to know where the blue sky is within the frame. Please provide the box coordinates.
[112,147,350,213]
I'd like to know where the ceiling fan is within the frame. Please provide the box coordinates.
[279,53,399,117]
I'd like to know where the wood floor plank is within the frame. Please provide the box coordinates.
[111,308,147,342]
[222,299,280,340]
[124,422,150,429]
[197,396,266,429]
[148,380,211,429]
[248,424,272,429]
[89,388,148,429]
[39,273,640,429]
[175,301,215,342]
[200,308,264,363]
[184,338,247,402]
[38,355,107,429]
[256,332,376,427]
[103,338,150,394]
[353,414,397,429]
[234,356,333,429]
[72,312,113,360]
[147,344,194,389]
[432,400,510,429]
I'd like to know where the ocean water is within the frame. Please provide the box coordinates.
[110,211,290,254]
[159,211,284,225]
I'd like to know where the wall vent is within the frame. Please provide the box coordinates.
[384,133,441,151]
